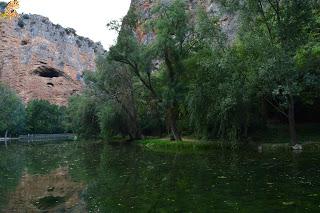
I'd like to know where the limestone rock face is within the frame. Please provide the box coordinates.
[0,14,104,105]
[130,0,238,43]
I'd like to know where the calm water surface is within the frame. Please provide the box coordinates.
[0,141,320,212]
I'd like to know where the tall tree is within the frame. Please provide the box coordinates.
[108,10,158,100]
[85,55,142,140]
[67,95,101,139]
[239,0,319,145]
[146,0,199,141]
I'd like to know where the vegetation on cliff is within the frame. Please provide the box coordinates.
[67,0,320,146]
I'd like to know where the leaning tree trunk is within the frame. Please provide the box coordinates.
[128,89,142,140]
[288,94,298,146]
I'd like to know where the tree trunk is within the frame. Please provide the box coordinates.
[5,130,8,148]
[125,100,141,140]
[261,99,268,126]
[168,103,182,141]
[131,116,142,140]
[164,49,182,142]
[130,83,142,140]
[155,105,163,138]
[120,73,142,141]
[288,95,298,145]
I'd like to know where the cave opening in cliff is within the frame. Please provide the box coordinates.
[21,40,29,45]
[33,66,64,78]
[47,82,54,87]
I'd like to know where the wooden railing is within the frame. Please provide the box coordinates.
[1,134,75,146]
[18,134,75,142]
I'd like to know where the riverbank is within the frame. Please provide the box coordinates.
[137,124,320,153]
[251,124,320,144]
[137,138,320,153]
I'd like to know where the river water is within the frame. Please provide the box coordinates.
[0,141,320,212]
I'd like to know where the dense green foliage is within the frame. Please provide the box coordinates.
[0,84,69,136]
[67,95,100,138]
[0,84,25,135]
[26,100,67,134]
[68,0,320,144]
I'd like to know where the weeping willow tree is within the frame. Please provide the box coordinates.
[85,55,142,140]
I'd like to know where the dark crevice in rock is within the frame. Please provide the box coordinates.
[71,89,79,95]
[21,40,29,45]
[33,66,64,78]
[47,82,54,87]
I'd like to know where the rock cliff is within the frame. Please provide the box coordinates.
[0,14,104,105]
[130,0,238,43]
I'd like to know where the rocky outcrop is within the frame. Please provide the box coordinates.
[130,0,238,43]
[0,14,104,105]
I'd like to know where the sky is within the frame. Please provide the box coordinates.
[19,0,132,49]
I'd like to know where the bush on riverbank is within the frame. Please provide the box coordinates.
[138,136,320,153]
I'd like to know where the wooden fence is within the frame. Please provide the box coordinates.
[0,134,75,146]
[18,134,75,142]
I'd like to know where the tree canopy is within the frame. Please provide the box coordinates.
[67,0,320,144]
[0,84,25,135]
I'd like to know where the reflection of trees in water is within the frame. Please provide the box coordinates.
[2,143,320,212]
[85,145,241,212]
[85,146,320,212]
[0,146,26,209]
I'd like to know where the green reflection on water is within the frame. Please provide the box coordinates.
[1,141,320,212]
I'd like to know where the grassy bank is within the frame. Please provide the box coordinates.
[137,124,320,153]
[101,124,320,153]
[138,138,320,153]
[137,138,239,153]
